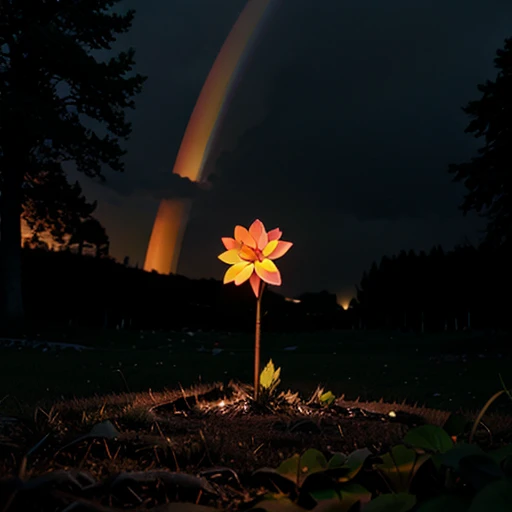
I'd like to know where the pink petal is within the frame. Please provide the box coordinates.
[255,260,282,286]
[234,225,257,248]
[267,241,293,260]
[249,219,268,250]
[267,228,282,242]
[249,273,261,298]
[222,237,240,250]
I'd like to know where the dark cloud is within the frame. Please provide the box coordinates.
[100,171,204,201]
[205,115,464,223]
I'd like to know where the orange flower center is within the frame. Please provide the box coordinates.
[238,243,264,262]
[254,248,264,262]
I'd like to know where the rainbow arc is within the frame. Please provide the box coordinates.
[144,0,274,275]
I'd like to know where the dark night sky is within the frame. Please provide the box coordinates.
[74,0,512,302]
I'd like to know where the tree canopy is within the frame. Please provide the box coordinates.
[0,0,146,324]
[449,37,512,247]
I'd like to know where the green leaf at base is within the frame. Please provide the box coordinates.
[363,493,416,512]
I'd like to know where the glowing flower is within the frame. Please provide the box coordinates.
[218,219,293,297]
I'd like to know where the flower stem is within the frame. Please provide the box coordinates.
[254,282,265,401]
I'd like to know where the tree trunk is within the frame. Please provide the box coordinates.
[0,165,25,330]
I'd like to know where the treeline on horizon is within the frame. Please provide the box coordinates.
[353,243,512,331]
[17,242,512,335]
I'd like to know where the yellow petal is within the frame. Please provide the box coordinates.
[218,249,242,264]
[223,262,250,284]
[259,259,278,272]
[234,225,257,248]
[234,263,254,285]
[262,240,278,257]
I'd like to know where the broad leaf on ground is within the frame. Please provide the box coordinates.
[328,453,347,469]
[458,454,505,491]
[311,500,350,512]
[441,444,484,471]
[340,483,372,510]
[363,493,416,512]
[310,489,339,503]
[375,445,430,492]
[417,494,470,512]
[251,497,305,512]
[310,483,371,511]
[339,449,372,482]
[488,445,512,464]
[404,425,454,453]
[271,449,328,487]
[468,480,512,511]
[326,448,371,482]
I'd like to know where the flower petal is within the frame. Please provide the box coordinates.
[234,225,257,248]
[224,262,250,284]
[218,249,242,264]
[249,273,261,297]
[255,259,282,286]
[262,240,279,257]
[267,241,293,260]
[267,228,282,242]
[249,219,268,250]
[234,262,254,285]
[222,237,240,250]
[239,245,258,262]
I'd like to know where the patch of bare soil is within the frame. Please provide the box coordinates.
[0,382,510,511]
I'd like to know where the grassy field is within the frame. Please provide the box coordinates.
[0,328,510,414]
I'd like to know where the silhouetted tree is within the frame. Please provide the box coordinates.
[10,242,510,334]
[23,164,97,244]
[449,37,512,248]
[67,217,109,258]
[0,0,146,327]
[22,235,50,251]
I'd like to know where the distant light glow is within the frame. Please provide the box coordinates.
[337,296,351,310]
[337,288,356,310]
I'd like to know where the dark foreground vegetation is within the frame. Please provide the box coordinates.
[1,381,511,512]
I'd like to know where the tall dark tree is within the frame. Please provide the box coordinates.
[449,37,512,247]
[0,0,146,326]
